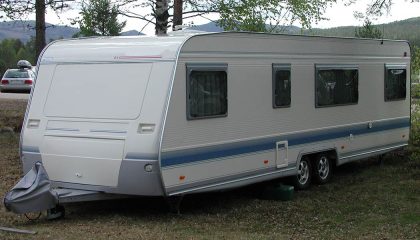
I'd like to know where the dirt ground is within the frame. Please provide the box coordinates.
[0,99,27,131]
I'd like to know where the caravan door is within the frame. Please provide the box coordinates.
[276,141,288,168]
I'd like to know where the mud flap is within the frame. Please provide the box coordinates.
[3,162,58,214]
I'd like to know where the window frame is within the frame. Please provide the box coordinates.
[272,64,292,109]
[315,64,359,108]
[384,64,407,102]
[186,63,228,120]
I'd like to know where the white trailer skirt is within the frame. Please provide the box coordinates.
[41,136,124,187]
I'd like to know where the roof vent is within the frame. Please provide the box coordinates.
[169,25,208,36]
[173,25,190,31]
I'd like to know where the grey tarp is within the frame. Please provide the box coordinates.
[3,162,58,214]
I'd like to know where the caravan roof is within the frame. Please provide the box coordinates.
[41,32,410,65]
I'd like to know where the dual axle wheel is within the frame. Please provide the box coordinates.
[293,154,333,190]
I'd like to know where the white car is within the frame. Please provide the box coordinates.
[0,68,36,93]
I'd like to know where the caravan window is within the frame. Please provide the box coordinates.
[316,65,359,107]
[272,64,291,108]
[385,65,406,101]
[187,64,228,120]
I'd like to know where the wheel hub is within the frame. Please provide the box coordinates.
[297,161,309,185]
[318,156,329,180]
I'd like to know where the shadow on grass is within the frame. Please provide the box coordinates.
[63,188,258,221]
[59,153,411,221]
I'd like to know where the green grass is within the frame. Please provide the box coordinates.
[0,134,419,240]
[0,99,419,239]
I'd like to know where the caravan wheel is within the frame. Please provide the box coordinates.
[293,158,312,190]
[313,154,332,184]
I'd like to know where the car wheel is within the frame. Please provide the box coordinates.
[293,157,312,190]
[313,154,332,184]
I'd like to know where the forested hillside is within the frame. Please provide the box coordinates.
[0,20,142,43]
[0,17,418,76]
[0,21,79,42]
[309,17,420,47]
[194,17,420,48]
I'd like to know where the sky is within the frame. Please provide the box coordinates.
[316,0,420,28]
[40,0,420,35]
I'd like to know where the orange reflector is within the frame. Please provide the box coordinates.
[264,160,269,164]
[179,176,185,181]
[341,146,345,150]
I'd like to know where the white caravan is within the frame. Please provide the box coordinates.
[7,32,410,214]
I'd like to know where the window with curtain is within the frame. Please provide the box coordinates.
[385,66,406,101]
[187,64,227,119]
[316,66,359,107]
[273,64,291,108]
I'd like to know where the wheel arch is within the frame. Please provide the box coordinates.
[296,147,338,168]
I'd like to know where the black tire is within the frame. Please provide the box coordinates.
[313,154,332,184]
[293,157,312,190]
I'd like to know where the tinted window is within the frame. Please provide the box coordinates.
[4,69,29,78]
[316,66,358,107]
[187,65,227,119]
[273,65,291,108]
[385,66,406,101]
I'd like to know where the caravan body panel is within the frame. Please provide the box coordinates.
[20,32,410,198]
[160,33,410,195]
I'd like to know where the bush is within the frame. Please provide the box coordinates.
[411,112,420,147]
[411,83,420,154]
[412,83,420,99]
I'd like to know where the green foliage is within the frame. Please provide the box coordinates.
[412,46,420,81]
[411,70,420,147]
[75,0,126,37]
[355,18,382,39]
[215,0,336,32]
[410,102,420,147]
[217,0,269,32]
[0,38,35,76]
[412,84,420,99]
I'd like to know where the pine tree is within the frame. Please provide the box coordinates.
[76,0,126,37]
[0,0,72,59]
[355,19,383,39]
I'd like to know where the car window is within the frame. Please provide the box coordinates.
[4,69,30,78]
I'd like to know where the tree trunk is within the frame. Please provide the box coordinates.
[172,0,183,31]
[35,0,46,61]
[155,0,169,35]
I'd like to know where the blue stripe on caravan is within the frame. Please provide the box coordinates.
[161,118,410,168]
